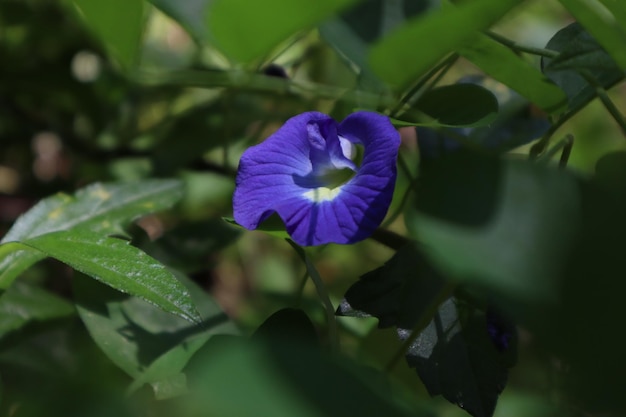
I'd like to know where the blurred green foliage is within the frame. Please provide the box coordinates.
[1,0,626,416]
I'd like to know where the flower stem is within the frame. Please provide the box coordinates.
[287,239,339,352]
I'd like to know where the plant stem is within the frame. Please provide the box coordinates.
[538,134,575,168]
[287,240,340,352]
[390,54,459,118]
[381,154,418,228]
[579,70,626,137]
[485,30,559,58]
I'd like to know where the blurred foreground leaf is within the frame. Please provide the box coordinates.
[406,152,581,310]
[370,0,523,88]
[459,34,567,114]
[184,333,430,417]
[0,281,75,338]
[70,0,145,69]
[559,0,626,71]
[206,0,358,62]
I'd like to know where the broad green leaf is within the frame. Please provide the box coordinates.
[410,84,498,127]
[402,298,516,417]
[559,0,626,71]
[459,34,567,114]
[0,180,183,289]
[70,0,145,69]
[126,272,238,397]
[542,23,624,110]
[319,0,440,92]
[406,152,582,308]
[2,180,183,243]
[148,0,210,42]
[0,281,75,337]
[369,0,523,88]
[75,272,235,393]
[597,0,626,25]
[184,337,429,417]
[28,230,200,323]
[206,0,359,62]
[337,244,447,329]
[0,244,45,290]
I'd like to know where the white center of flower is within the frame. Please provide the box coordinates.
[303,186,343,202]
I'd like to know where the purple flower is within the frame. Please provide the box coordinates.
[233,111,400,246]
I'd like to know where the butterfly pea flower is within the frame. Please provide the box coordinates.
[233,111,400,246]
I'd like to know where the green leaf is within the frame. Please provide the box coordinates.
[406,152,582,308]
[74,271,235,385]
[2,180,183,243]
[206,0,359,62]
[148,0,210,42]
[0,180,183,290]
[410,84,498,127]
[459,34,567,114]
[337,244,447,329]
[0,244,45,290]
[70,0,145,69]
[184,336,430,417]
[223,215,289,239]
[402,298,516,417]
[559,0,626,71]
[0,281,75,338]
[542,23,624,110]
[27,230,200,323]
[369,0,523,89]
[319,0,439,92]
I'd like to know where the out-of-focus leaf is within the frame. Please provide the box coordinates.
[459,34,567,114]
[369,0,523,88]
[319,0,440,92]
[206,0,359,62]
[184,336,431,417]
[148,0,210,42]
[252,308,318,346]
[529,155,626,414]
[0,180,183,289]
[0,321,135,417]
[70,0,145,69]
[417,76,551,158]
[75,271,235,389]
[337,244,447,329]
[410,84,498,127]
[559,0,626,70]
[542,23,624,110]
[406,152,581,310]
[401,298,516,417]
[27,230,200,323]
[0,281,75,338]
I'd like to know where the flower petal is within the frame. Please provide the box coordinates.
[233,110,400,246]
